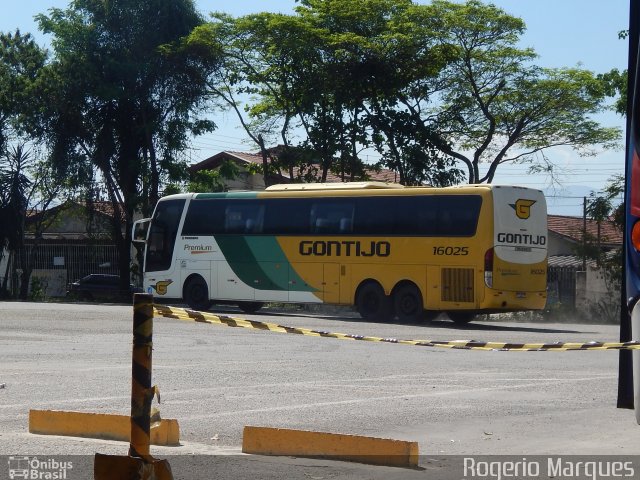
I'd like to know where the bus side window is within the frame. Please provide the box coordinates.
[310,201,354,234]
[225,202,264,234]
[182,199,225,236]
[339,218,353,233]
[263,199,310,234]
[354,197,396,234]
[315,218,330,233]
[439,196,482,236]
[225,208,245,233]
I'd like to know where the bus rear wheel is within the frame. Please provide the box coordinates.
[356,282,392,322]
[238,301,264,314]
[447,311,476,324]
[393,283,423,323]
[184,276,211,311]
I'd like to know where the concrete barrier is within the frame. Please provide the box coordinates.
[242,425,419,468]
[28,409,180,446]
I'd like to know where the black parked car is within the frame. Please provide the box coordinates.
[67,274,142,301]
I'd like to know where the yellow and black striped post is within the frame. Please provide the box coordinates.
[94,294,173,480]
[130,292,154,459]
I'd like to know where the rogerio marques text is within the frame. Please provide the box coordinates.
[463,457,636,480]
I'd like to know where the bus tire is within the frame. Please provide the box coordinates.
[183,275,211,311]
[356,281,392,322]
[447,311,476,324]
[393,283,423,323]
[238,301,264,314]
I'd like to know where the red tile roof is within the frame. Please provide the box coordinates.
[189,150,400,183]
[547,214,622,246]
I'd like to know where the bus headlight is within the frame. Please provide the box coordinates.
[632,220,640,252]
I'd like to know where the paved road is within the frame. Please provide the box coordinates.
[0,301,638,478]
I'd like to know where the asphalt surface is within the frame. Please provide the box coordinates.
[0,301,638,479]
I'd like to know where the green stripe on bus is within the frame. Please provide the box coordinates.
[194,192,259,199]
[215,236,314,292]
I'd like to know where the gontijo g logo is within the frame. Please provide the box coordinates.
[151,280,173,295]
[510,199,536,220]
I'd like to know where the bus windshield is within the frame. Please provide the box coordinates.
[145,198,185,272]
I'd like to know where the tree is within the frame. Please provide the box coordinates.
[0,31,47,155]
[187,160,241,192]
[187,0,462,186]
[35,0,212,287]
[579,175,624,322]
[598,30,629,118]
[368,107,463,185]
[0,145,73,299]
[0,145,30,295]
[184,11,324,185]
[0,31,48,296]
[412,0,621,184]
[192,1,618,187]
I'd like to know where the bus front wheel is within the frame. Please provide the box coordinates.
[393,283,423,323]
[356,282,392,322]
[447,311,476,324]
[184,276,211,311]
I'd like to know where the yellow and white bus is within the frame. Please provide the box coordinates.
[134,182,547,323]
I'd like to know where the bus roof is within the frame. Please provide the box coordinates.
[157,183,542,202]
[265,182,406,191]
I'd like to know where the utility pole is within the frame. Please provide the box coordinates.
[582,196,587,271]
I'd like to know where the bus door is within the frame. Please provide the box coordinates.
[323,263,340,304]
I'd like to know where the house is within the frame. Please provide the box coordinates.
[188,149,400,190]
[547,214,622,256]
[0,201,126,298]
[546,214,622,319]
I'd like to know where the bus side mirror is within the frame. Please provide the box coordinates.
[132,218,151,245]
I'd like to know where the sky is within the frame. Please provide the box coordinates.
[0,0,632,215]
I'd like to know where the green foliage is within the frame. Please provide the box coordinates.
[425,0,621,183]
[598,68,627,117]
[574,176,624,323]
[0,0,624,248]
[188,160,240,192]
[33,0,213,283]
[188,170,225,193]
[29,276,47,301]
[186,0,619,186]
[162,184,183,196]
[35,0,211,209]
[0,145,31,254]
[0,31,47,152]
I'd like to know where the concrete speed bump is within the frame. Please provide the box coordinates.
[242,426,419,468]
[28,410,180,446]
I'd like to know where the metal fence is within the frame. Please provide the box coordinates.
[23,241,121,283]
[547,265,578,308]
[2,241,121,297]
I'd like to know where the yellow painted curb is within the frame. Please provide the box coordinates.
[242,426,419,468]
[28,410,180,446]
